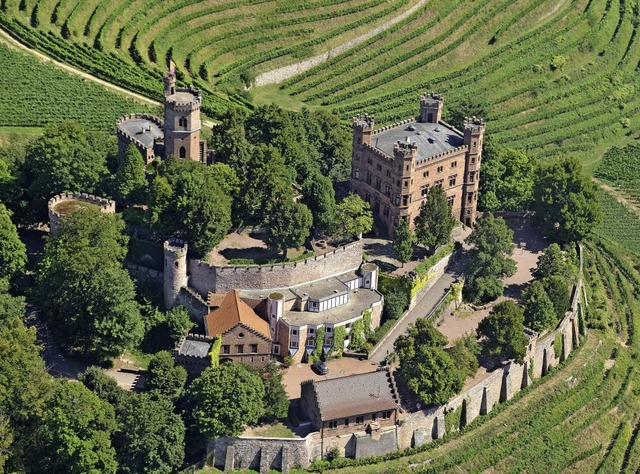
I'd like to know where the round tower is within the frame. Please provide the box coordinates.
[361,263,379,290]
[267,292,285,339]
[163,73,202,161]
[163,239,189,309]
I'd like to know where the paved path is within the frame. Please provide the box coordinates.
[368,270,458,364]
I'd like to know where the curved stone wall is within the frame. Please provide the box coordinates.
[48,192,115,234]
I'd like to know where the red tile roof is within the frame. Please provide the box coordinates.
[204,290,271,339]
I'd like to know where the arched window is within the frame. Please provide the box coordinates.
[178,117,187,128]
[179,146,186,158]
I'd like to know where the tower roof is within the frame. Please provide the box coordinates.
[204,290,270,339]
[372,121,463,161]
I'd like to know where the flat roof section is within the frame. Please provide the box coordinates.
[290,278,349,301]
[372,121,464,161]
[118,118,163,149]
[177,338,211,358]
[282,287,382,327]
[166,91,200,104]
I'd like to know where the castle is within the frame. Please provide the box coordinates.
[350,93,485,237]
[116,70,207,163]
[165,238,384,372]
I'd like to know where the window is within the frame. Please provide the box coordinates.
[178,117,187,128]
[250,344,258,353]
[345,418,350,426]
[376,164,382,171]
[355,153,360,161]
[469,171,475,183]
[238,332,245,338]
[471,157,476,164]
[385,184,391,196]
[365,192,370,203]
[383,206,390,217]
[326,326,332,333]
[307,337,315,346]
[404,180,409,188]
[437,166,443,173]
[434,179,444,188]
[222,345,230,354]
[354,168,360,179]
[423,171,429,178]
[308,327,315,334]
[356,416,365,424]
[451,161,457,168]
[449,175,457,186]
[179,146,186,158]
[235,344,244,354]
[290,341,298,348]
[402,195,409,206]
[367,157,373,165]
[273,345,280,355]
[372,413,377,421]
[420,185,429,197]
[447,195,454,207]
[467,192,474,203]
[328,420,338,429]
[366,171,372,185]
[386,169,391,177]
[291,329,298,336]
[382,411,392,419]
[375,178,381,190]
[394,194,401,206]
[406,165,410,171]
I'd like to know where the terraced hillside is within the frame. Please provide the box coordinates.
[1,0,640,165]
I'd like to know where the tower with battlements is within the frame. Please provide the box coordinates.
[163,71,204,161]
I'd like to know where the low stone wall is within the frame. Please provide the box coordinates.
[188,241,363,297]
[125,262,163,283]
[409,250,457,310]
[48,192,115,234]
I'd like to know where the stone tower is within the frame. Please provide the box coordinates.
[163,70,202,161]
[419,92,444,123]
[164,239,189,309]
[461,117,486,226]
[353,114,374,147]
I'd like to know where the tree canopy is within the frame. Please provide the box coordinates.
[334,194,373,238]
[145,351,188,401]
[258,362,290,422]
[265,196,313,256]
[148,157,232,258]
[393,219,414,266]
[0,203,27,283]
[463,214,516,304]
[414,186,457,250]
[112,393,185,474]
[22,121,109,221]
[532,157,601,243]
[31,381,118,474]
[478,140,535,212]
[114,143,147,206]
[189,363,266,438]
[477,300,527,364]
[395,319,465,405]
[522,280,557,332]
[35,208,143,361]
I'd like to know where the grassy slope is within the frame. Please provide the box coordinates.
[0,42,156,130]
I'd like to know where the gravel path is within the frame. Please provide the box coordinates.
[254,0,429,86]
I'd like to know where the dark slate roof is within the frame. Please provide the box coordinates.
[372,121,464,161]
[178,338,211,358]
[312,370,398,420]
[119,118,163,148]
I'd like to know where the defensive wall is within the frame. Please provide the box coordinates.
[208,247,586,472]
[48,192,115,234]
[116,113,164,163]
[185,240,363,297]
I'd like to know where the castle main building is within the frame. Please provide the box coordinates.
[350,93,485,237]
[116,70,206,163]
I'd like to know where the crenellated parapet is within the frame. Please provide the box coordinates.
[48,192,116,234]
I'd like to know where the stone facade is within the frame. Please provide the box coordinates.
[48,192,115,234]
[218,324,272,367]
[351,93,484,237]
[116,113,164,164]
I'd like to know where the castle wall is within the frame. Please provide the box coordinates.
[116,113,164,164]
[48,193,115,234]
[187,241,363,297]
[175,287,209,322]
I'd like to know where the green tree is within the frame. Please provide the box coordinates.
[477,301,527,364]
[448,334,479,378]
[543,275,571,320]
[78,366,126,407]
[31,381,118,474]
[258,362,290,422]
[522,280,557,332]
[23,122,108,221]
[36,208,143,361]
[348,318,366,350]
[533,157,601,243]
[478,141,535,212]
[393,219,414,267]
[334,194,373,238]
[145,351,187,401]
[149,158,232,257]
[395,319,463,405]
[115,143,147,206]
[265,198,313,257]
[0,203,27,283]
[113,393,185,474]
[189,363,266,438]
[302,171,336,234]
[463,214,516,304]
[532,243,571,280]
[414,186,457,250]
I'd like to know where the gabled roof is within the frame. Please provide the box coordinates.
[205,290,271,339]
[311,370,399,420]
